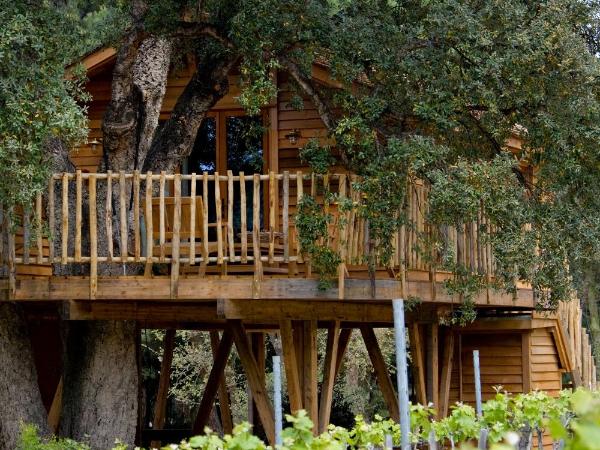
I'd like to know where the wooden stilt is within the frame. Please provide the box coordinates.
[192,329,233,434]
[150,329,176,449]
[303,320,318,433]
[279,320,303,412]
[249,332,266,429]
[409,323,427,405]
[48,377,63,433]
[230,320,275,445]
[333,328,352,381]
[359,325,400,422]
[318,321,340,432]
[293,321,305,395]
[438,331,455,418]
[427,323,439,409]
[210,331,233,434]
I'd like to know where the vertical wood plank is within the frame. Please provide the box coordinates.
[283,171,289,263]
[203,172,209,263]
[144,172,153,273]
[48,177,55,263]
[133,170,141,261]
[359,325,400,422]
[279,320,302,413]
[89,175,97,299]
[303,320,318,432]
[171,174,181,299]
[75,169,82,262]
[215,172,223,264]
[409,323,427,405]
[120,170,128,262]
[7,208,15,296]
[230,320,275,445]
[319,321,340,433]
[61,173,69,264]
[106,171,113,262]
[227,170,235,262]
[522,331,531,392]
[240,172,247,263]
[296,171,304,263]
[269,171,276,265]
[427,323,439,409]
[36,192,43,264]
[253,174,262,271]
[159,171,166,262]
[439,331,455,418]
[189,173,197,265]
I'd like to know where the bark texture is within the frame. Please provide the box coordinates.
[0,303,50,449]
[60,321,138,449]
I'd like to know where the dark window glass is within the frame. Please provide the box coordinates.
[188,118,217,174]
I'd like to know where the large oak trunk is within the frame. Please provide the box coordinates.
[0,303,50,449]
[60,321,138,449]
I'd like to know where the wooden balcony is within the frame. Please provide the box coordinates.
[0,171,534,309]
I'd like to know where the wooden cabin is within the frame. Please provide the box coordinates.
[0,47,596,445]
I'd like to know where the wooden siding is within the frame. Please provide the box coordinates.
[531,328,563,395]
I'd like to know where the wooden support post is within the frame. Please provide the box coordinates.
[144,172,153,276]
[119,170,128,262]
[210,331,233,434]
[409,323,427,405]
[150,329,176,449]
[359,325,400,422]
[438,331,455,418]
[192,329,234,434]
[303,320,318,433]
[240,171,247,263]
[133,170,141,261]
[249,332,266,428]
[319,321,340,433]
[230,320,275,445]
[333,328,352,381]
[61,172,69,264]
[106,171,114,262]
[75,169,82,262]
[427,323,439,409]
[279,320,303,413]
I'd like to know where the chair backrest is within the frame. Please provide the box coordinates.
[144,197,204,240]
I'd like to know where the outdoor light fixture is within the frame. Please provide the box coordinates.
[285,129,300,145]
[89,138,101,152]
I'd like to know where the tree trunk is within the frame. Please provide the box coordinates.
[0,303,50,449]
[60,321,138,449]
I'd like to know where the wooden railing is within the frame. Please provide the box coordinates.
[0,171,499,296]
[556,300,597,389]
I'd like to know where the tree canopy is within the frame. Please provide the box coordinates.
[4,0,600,313]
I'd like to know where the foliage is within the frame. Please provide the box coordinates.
[20,389,600,450]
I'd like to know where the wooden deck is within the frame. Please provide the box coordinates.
[0,171,531,306]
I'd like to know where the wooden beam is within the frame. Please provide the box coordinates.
[279,320,302,412]
[229,320,275,445]
[192,329,233,434]
[427,323,439,409]
[318,321,340,433]
[48,377,63,433]
[438,331,455,418]
[7,276,535,307]
[409,323,427,405]
[67,301,220,322]
[150,329,176,449]
[249,332,266,428]
[210,331,233,434]
[333,328,352,381]
[303,320,318,433]
[359,325,400,422]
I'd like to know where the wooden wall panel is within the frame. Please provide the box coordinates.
[530,328,562,396]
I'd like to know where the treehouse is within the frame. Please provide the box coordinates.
[0,46,596,445]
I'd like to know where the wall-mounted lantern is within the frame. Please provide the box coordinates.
[89,138,101,153]
[285,129,300,146]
